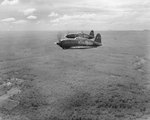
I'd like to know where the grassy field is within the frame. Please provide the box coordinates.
[0,30,149,120]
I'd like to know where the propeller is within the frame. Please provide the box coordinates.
[54,32,62,45]
[57,32,62,42]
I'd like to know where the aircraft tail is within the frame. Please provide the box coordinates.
[94,33,101,43]
[89,30,94,38]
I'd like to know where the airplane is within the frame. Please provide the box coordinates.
[56,33,102,49]
[65,30,94,39]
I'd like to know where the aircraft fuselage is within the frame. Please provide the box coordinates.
[56,38,101,49]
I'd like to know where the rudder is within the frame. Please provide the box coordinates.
[95,33,101,43]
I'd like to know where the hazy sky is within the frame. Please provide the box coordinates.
[0,0,149,30]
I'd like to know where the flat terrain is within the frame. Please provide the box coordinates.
[0,31,149,120]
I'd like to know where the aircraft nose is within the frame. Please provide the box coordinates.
[57,42,60,45]
[56,42,62,47]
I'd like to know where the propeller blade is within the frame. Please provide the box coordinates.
[57,32,62,42]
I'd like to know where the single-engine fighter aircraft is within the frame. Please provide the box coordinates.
[65,30,94,39]
[56,33,102,49]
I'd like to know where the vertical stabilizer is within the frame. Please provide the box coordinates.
[95,33,101,43]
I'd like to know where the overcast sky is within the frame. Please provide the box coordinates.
[0,0,149,31]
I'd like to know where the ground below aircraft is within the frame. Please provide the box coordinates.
[56,33,102,49]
